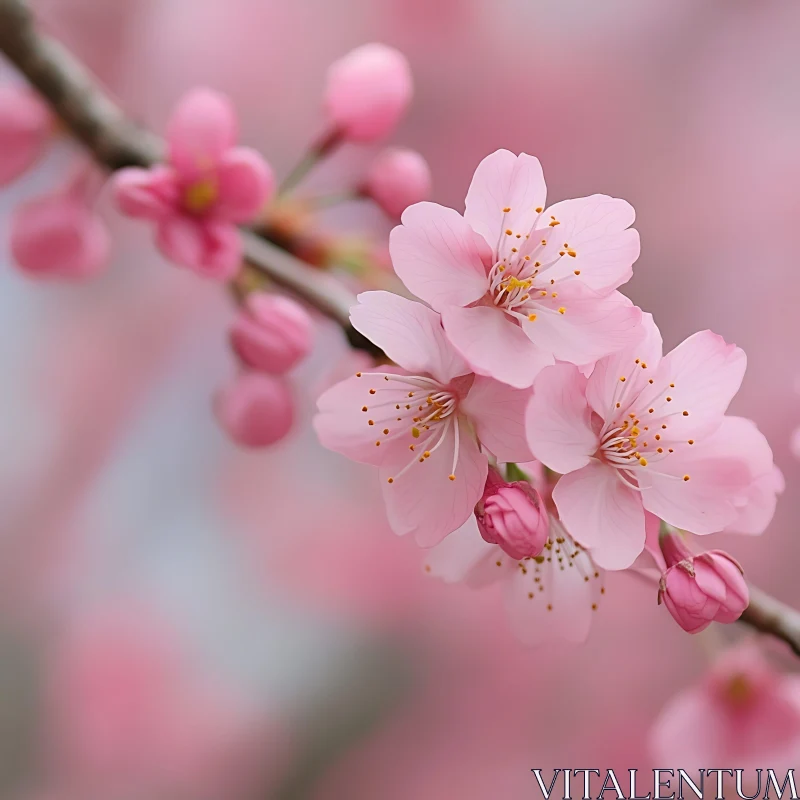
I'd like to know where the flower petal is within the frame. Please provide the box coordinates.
[167,88,237,178]
[112,166,180,220]
[389,202,490,310]
[350,291,469,383]
[441,305,553,389]
[156,216,241,279]
[460,376,534,463]
[214,147,275,223]
[535,194,639,292]
[525,363,596,474]
[464,149,547,248]
[553,461,646,570]
[380,418,488,546]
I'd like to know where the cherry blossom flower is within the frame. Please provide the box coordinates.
[314,291,533,545]
[389,149,642,388]
[425,512,605,646]
[112,88,274,280]
[526,314,775,569]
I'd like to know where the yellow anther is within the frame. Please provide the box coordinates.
[558,307,566,314]
[183,178,218,214]
[411,427,421,438]
[503,206,512,212]
[448,474,456,481]
[528,313,537,322]
[683,475,691,481]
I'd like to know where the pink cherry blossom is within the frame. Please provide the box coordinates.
[10,168,110,279]
[314,291,533,546]
[0,84,52,186]
[361,147,432,218]
[229,292,314,374]
[215,372,294,447]
[425,513,605,646]
[389,149,642,388]
[651,645,800,770]
[324,44,413,143]
[657,530,749,633]
[526,314,775,569]
[112,88,274,280]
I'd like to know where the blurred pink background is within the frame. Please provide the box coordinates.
[2,0,800,796]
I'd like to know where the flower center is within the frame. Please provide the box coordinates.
[183,177,218,215]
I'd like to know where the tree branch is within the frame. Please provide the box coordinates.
[740,585,800,658]
[0,0,382,357]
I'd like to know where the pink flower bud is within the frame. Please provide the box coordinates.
[658,531,749,634]
[361,147,432,218]
[10,184,110,280]
[229,293,313,374]
[324,44,413,143]
[475,468,549,560]
[0,85,52,186]
[215,373,294,448]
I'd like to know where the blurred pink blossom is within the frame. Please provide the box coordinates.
[230,292,314,374]
[215,371,295,447]
[390,149,642,388]
[361,147,432,219]
[112,88,274,279]
[324,44,412,143]
[315,291,532,545]
[527,314,773,569]
[0,84,52,186]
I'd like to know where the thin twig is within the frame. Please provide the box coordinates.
[0,0,382,357]
[740,585,800,658]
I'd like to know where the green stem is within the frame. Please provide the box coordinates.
[278,128,341,195]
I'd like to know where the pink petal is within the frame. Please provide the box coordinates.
[112,166,180,220]
[214,147,275,223]
[535,195,639,292]
[464,149,547,248]
[525,363,597,474]
[389,202,490,310]
[502,525,604,645]
[156,216,241,280]
[521,286,642,368]
[585,312,663,418]
[350,291,469,383]
[553,461,646,570]
[728,464,783,536]
[460,376,534,463]
[380,418,488,546]
[441,305,553,389]
[167,88,237,179]
[423,517,505,589]
[0,85,52,185]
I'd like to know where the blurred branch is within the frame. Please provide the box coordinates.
[0,0,383,357]
[740,585,800,658]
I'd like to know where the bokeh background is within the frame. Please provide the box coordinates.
[1,0,800,797]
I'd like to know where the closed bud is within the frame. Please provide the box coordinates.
[658,530,749,634]
[324,44,412,143]
[230,293,313,374]
[361,147,432,218]
[0,84,52,186]
[475,468,549,560]
[214,372,294,448]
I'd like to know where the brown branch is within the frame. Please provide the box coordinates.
[739,585,800,658]
[0,0,382,357]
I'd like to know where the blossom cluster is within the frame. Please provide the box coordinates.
[315,149,782,644]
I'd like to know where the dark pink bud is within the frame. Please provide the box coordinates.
[658,531,749,634]
[214,373,294,448]
[324,44,413,143]
[361,147,432,218]
[475,468,549,560]
[230,293,314,374]
[0,84,52,186]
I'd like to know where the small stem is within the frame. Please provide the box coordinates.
[740,585,800,658]
[307,190,359,209]
[278,128,341,195]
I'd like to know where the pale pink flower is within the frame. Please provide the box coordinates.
[361,147,432,218]
[324,44,413,143]
[425,513,605,646]
[230,292,314,374]
[112,88,274,279]
[10,168,110,279]
[389,149,642,388]
[651,645,800,770]
[526,314,775,569]
[0,84,52,186]
[215,372,294,448]
[476,467,549,560]
[657,531,749,633]
[314,291,533,545]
